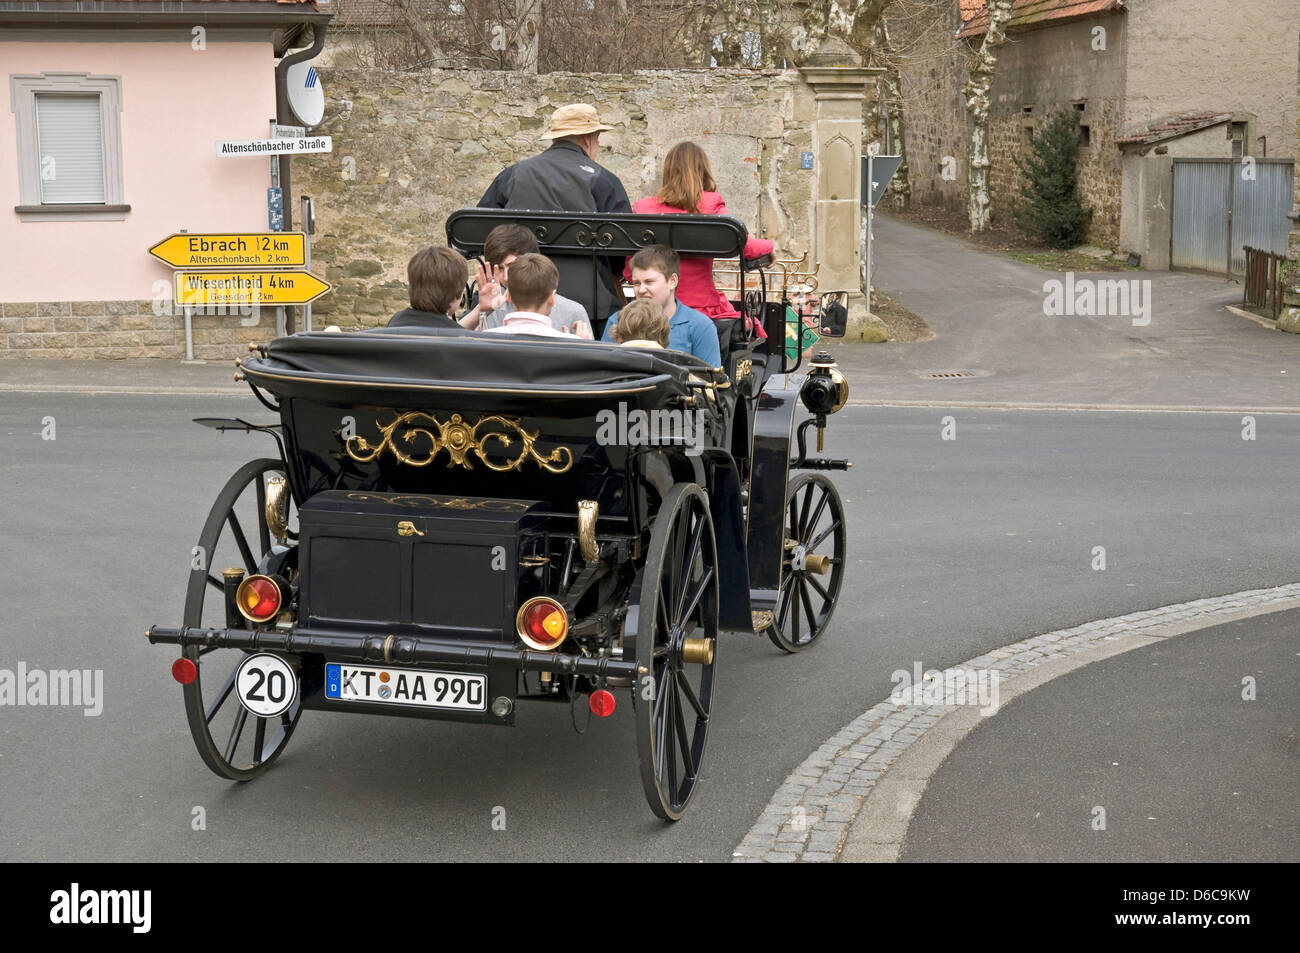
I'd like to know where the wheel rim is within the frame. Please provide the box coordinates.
[181,458,302,780]
[768,473,845,653]
[631,484,719,820]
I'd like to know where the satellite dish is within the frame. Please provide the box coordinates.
[286,61,325,128]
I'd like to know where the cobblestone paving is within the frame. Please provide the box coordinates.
[731,583,1300,863]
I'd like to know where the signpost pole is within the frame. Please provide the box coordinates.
[180,229,194,361]
[865,154,874,315]
[301,195,313,332]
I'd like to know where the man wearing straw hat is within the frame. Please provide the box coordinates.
[478,104,632,322]
[478,103,631,214]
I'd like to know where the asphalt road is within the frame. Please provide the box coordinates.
[2,394,1298,861]
[901,608,1300,863]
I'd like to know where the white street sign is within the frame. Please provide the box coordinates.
[216,136,333,157]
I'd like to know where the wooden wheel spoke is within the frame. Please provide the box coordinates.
[227,511,257,574]
[806,572,833,605]
[673,513,706,622]
[254,477,272,556]
[205,574,224,594]
[224,707,248,764]
[205,665,239,724]
[798,577,819,633]
[797,481,814,538]
[675,669,706,720]
[807,519,842,551]
[677,567,714,630]
[804,487,831,540]
[672,681,693,781]
[790,578,803,643]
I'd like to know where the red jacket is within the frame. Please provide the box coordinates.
[628,193,774,322]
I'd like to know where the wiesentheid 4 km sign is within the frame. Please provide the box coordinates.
[173,270,330,307]
[150,232,306,268]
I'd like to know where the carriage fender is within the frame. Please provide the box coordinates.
[699,448,754,632]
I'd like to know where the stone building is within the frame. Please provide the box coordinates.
[900,0,1299,255]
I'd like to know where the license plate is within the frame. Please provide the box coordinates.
[325,663,487,712]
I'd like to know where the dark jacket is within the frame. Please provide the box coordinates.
[477,139,631,214]
[387,307,457,330]
[478,140,632,323]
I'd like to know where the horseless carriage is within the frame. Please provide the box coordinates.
[147,210,852,819]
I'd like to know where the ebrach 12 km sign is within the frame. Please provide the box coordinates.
[149,232,306,268]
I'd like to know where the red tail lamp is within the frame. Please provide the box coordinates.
[235,574,286,624]
[171,658,198,685]
[589,689,616,717]
[516,597,568,651]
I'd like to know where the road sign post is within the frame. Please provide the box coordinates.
[861,154,903,315]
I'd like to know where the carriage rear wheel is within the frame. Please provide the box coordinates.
[766,473,846,654]
[181,458,303,780]
[628,483,719,821]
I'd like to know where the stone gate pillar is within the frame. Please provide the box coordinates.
[798,39,883,338]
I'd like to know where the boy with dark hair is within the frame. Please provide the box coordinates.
[462,223,592,336]
[600,245,720,365]
[388,246,468,329]
[483,253,592,340]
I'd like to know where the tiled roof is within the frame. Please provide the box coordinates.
[958,0,1122,39]
[1116,111,1236,146]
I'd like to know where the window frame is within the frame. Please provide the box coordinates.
[10,71,128,222]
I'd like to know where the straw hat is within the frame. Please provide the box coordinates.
[540,103,614,140]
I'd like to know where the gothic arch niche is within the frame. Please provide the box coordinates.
[819,135,855,201]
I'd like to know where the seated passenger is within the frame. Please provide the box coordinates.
[460,224,593,337]
[387,246,468,330]
[610,298,669,349]
[483,254,593,340]
[629,141,774,337]
[601,245,721,366]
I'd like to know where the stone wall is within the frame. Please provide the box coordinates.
[1125,0,1298,159]
[298,66,817,327]
[892,6,969,211]
[0,300,265,362]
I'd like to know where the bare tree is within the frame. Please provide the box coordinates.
[962,0,1014,232]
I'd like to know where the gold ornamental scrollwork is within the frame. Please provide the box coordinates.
[345,411,573,474]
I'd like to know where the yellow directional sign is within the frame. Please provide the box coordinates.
[174,271,330,307]
[150,233,306,268]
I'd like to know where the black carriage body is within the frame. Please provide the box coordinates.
[207,329,753,723]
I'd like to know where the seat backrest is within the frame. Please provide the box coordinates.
[446,209,750,326]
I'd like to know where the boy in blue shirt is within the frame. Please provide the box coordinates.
[601,245,721,366]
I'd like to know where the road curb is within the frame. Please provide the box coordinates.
[730,582,1300,863]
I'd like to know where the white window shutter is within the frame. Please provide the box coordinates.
[35,93,106,204]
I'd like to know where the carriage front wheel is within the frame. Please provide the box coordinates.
[180,458,303,780]
[627,483,719,821]
[766,473,846,653]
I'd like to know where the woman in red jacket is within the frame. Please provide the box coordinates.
[630,140,774,334]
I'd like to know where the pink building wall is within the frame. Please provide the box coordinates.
[1,39,277,302]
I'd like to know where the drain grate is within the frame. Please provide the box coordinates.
[921,370,978,379]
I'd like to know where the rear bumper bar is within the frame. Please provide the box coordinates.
[147,625,643,680]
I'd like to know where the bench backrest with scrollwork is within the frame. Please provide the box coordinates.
[445,209,755,331]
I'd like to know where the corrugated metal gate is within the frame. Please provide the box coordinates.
[1171,158,1294,274]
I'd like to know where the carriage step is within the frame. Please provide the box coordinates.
[751,610,774,632]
